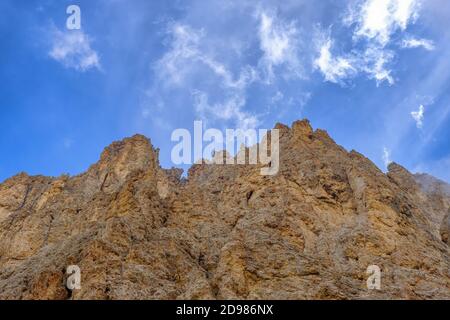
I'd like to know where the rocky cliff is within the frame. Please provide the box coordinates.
[0,120,448,299]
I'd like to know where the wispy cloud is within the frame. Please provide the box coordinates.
[49,27,101,72]
[192,90,259,130]
[411,104,425,128]
[360,46,394,85]
[154,23,204,86]
[315,0,424,85]
[313,38,355,84]
[156,23,257,89]
[257,10,303,82]
[383,147,392,168]
[313,30,393,85]
[152,11,311,130]
[346,0,422,77]
[401,37,435,51]
[154,22,261,129]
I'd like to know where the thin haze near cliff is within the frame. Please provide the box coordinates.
[0,0,449,182]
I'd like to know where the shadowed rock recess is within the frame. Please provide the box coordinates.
[0,120,449,300]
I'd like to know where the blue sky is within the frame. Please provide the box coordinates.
[1,0,449,182]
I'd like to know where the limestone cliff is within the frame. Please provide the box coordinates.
[0,120,448,299]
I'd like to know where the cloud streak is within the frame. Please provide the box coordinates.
[411,104,425,128]
[383,147,392,168]
[401,38,435,51]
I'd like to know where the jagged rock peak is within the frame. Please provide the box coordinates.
[98,134,157,166]
[387,162,419,189]
[89,134,160,178]
[291,119,313,137]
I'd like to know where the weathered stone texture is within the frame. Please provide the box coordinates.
[0,121,448,300]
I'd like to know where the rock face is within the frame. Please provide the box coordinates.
[0,120,448,300]
[413,173,450,246]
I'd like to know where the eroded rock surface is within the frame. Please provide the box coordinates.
[0,121,449,300]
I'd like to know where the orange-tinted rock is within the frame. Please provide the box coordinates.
[0,120,448,300]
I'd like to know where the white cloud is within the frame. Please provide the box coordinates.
[155,24,203,86]
[271,91,285,105]
[155,23,262,129]
[49,28,100,72]
[192,90,259,130]
[150,12,312,130]
[401,38,435,51]
[159,15,303,89]
[313,31,393,85]
[348,0,420,45]
[382,147,392,167]
[411,104,425,128]
[257,11,303,81]
[315,0,424,85]
[259,13,291,65]
[394,0,420,29]
[156,23,257,89]
[314,38,355,84]
[360,46,394,85]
